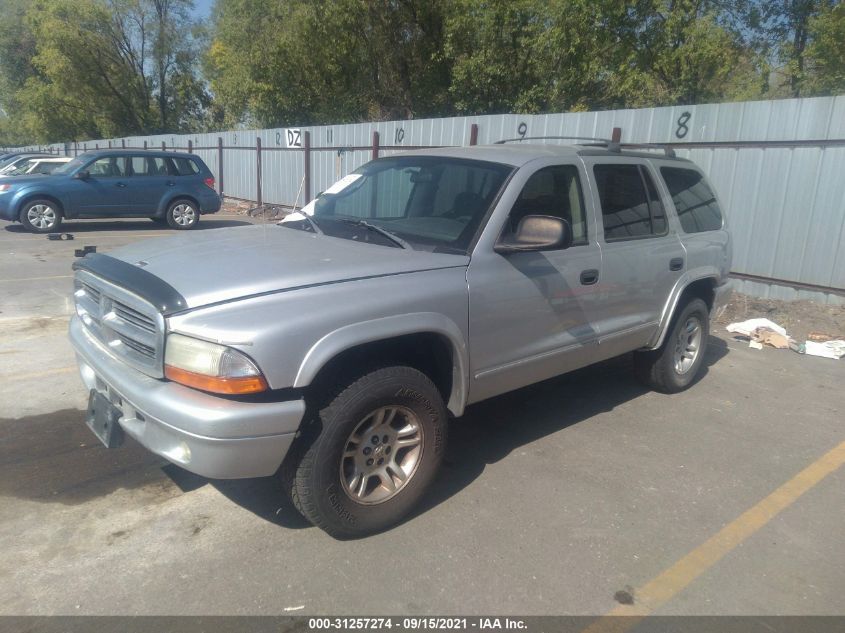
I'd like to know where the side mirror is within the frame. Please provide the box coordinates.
[74,170,90,180]
[494,215,573,254]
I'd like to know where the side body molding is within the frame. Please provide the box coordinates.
[294,312,470,417]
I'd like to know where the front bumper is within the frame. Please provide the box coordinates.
[0,196,14,221]
[70,316,305,479]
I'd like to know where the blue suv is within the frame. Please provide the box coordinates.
[0,150,221,233]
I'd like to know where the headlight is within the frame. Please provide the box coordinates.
[164,333,268,395]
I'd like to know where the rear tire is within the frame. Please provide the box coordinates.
[286,365,447,539]
[165,199,199,229]
[19,199,62,233]
[634,298,709,393]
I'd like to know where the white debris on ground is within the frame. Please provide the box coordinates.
[726,318,844,359]
[804,340,845,359]
[725,318,787,337]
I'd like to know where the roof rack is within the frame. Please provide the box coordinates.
[618,143,677,158]
[494,135,620,151]
[493,136,680,158]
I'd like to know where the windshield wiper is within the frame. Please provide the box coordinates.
[278,211,323,234]
[337,218,411,249]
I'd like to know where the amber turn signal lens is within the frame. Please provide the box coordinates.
[165,365,268,395]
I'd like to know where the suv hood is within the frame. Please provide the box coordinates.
[0,174,52,185]
[108,224,469,310]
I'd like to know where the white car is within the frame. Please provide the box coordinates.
[0,156,71,177]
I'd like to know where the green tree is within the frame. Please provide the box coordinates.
[614,0,755,106]
[207,0,451,127]
[0,0,208,143]
[735,0,838,97]
[805,1,845,94]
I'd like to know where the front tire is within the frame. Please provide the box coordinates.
[634,298,709,393]
[19,199,62,233]
[288,366,448,539]
[165,200,199,229]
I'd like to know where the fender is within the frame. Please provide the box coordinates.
[10,186,69,218]
[156,192,200,217]
[294,312,470,417]
[646,268,722,350]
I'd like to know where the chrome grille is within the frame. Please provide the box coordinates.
[74,270,165,377]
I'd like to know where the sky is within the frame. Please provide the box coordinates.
[192,0,213,21]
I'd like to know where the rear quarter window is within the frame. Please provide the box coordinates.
[661,167,723,233]
[168,157,200,176]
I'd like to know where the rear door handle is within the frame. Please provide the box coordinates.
[115,182,127,188]
[670,257,684,271]
[166,181,176,187]
[580,269,599,285]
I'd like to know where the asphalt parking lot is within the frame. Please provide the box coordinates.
[0,216,843,617]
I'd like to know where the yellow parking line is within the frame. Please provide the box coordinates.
[1,366,76,381]
[583,439,845,633]
[0,274,73,283]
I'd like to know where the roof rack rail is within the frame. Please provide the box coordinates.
[618,143,677,158]
[494,135,620,152]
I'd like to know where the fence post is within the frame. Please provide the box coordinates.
[161,141,166,151]
[217,137,224,197]
[256,136,262,208]
[108,140,112,149]
[95,144,99,150]
[611,127,622,143]
[469,123,479,146]
[187,139,193,154]
[143,140,147,151]
[74,142,78,157]
[121,139,126,149]
[302,131,312,204]
[371,130,379,160]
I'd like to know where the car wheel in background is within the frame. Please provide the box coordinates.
[634,297,709,393]
[19,199,62,233]
[165,200,199,230]
[284,365,448,539]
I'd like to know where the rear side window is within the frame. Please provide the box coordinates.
[661,167,723,233]
[168,157,200,176]
[593,164,666,241]
[129,156,168,176]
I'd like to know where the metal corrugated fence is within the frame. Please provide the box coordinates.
[12,95,845,304]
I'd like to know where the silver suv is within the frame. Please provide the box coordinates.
[70,143,732,538]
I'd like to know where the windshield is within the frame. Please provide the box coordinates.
[0,155,22,169]
[53,156,87,175]
[306,156,513,253]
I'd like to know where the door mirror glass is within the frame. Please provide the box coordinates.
[495,215,573,253]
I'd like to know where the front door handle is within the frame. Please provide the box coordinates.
[580,269,599,285]
[670,257,684,271]
[166,181,176,187]
[115,182,127,188]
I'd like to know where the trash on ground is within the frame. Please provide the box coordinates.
[755,328,790,349]
[74,245,97,258]
[807,331,841,342]
[726,318,787,338]
[803,340,845,360]
[47,233,74,241]
[749,340,764,350]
